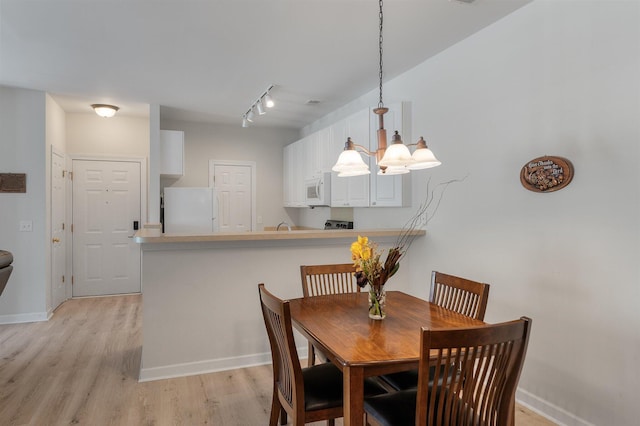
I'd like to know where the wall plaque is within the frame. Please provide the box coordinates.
[520,156,573,193]
[0,173,27,193]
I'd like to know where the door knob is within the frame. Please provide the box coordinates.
[52,237,60,243]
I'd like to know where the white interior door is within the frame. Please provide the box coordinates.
[211,162,254,232]
[51,148,67,309]
[72,159,141,297]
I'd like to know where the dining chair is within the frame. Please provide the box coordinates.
[258,283,387,426]
[429,271,490,321]
[300,263,359,366]
[379,271,490,392]
[364,317,532,426]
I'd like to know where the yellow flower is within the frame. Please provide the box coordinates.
[350,235,370,261]
[349,235,403,289]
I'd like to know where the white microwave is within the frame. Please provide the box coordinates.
[305,172,331,206]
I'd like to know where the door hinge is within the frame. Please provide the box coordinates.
[71,276,74,285]
[62,223,65,231]
[71,224,73,233]
[62,170,66,178]
[69,171,73,181]
[62,275,65,283]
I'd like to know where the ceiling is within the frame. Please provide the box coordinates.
[0,0,532,130]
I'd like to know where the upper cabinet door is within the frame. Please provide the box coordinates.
[330,113,370,207]
[344,109,370,207]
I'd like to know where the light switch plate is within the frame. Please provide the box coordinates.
[19,220,33,232]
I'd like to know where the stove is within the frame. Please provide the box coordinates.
[324,220,354,230]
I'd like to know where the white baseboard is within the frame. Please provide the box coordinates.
[516,388,595,426]
[138,345,309,383]
[0,311,50,324]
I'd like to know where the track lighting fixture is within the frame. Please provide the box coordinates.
[241,85,275,127]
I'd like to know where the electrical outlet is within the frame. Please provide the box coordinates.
[19,220,33,232]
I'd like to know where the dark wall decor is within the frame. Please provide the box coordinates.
[0,173,27,193]
[520,156,573,193]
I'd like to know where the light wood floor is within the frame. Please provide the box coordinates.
[0,295,556,425]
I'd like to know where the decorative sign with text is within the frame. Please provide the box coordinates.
[520,156,573,193]
[0,173,27,193]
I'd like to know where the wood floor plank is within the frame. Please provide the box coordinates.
[0,295,556,425]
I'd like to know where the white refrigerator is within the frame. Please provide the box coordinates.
[163,187,218,233]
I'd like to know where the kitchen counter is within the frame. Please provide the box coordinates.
[134,228,424,244]
[135,227,425,382]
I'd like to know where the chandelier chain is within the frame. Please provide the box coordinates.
[378,0,384,109]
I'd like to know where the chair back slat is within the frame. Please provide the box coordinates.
[416,317,532,426]
[258,284,304,416]
[430,271,490,321]
[300,264,359,297]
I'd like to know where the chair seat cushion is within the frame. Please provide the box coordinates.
[303,363,388,411]
[365,387,473,426]
[380,363,451,391]
[364,389,418,426]
[379,368,420,391]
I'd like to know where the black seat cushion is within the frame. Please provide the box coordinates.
[365,387,472,426]
[302,362,388,411]
[364,389,418,426]
[380,363,452,391]
[379,368,420,391]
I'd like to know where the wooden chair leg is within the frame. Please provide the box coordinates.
[280,406,287,425]
[308,342,316,367]
[326,419,335,426]
[268,396,281,426]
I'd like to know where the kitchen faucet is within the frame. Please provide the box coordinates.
[276,221,291,231]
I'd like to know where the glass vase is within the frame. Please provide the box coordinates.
[368,285,386,320]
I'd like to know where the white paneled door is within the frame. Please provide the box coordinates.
[72,160,141,297]
[51,149,67,309]
[211,162,253,232]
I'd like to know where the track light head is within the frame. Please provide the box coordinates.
[264,93,274,108]
[256,99,266,115]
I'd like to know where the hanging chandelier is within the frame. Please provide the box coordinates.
[332,0,441,176]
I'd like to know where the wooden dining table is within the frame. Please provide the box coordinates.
[288,290,486,426]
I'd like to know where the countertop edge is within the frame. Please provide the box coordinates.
[134,228,425,244]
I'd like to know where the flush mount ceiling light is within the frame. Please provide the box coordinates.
[332,0,441,176]
[241,85,275,127]
[91,104,119,118]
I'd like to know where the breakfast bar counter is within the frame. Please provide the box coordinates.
[135,228,424,382]
[134,228,424,244]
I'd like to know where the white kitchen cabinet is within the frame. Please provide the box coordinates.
[283,139,307,207]
[369,102,411,207]
[283,143,293,206]
[331,109,370,207]
[160,130,184,177]
[282,103,410,208]
[306,127,334,178]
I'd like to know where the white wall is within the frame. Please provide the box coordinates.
[160,119,300,229]
[304,1,640,424]
[0,86,48,321]
[66,112,149,157]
